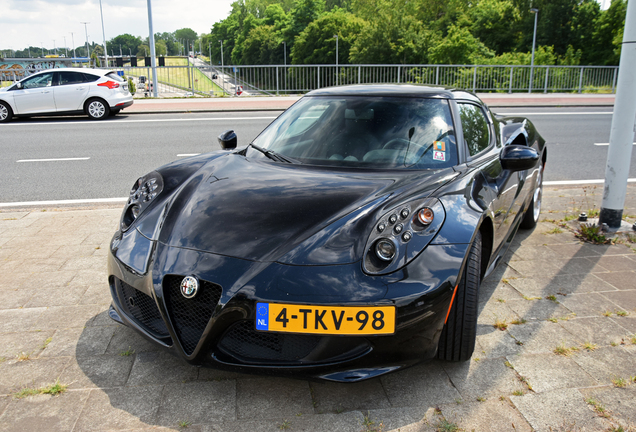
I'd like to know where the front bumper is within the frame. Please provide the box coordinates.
[107,230,468,382]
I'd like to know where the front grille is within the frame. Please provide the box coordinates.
[218,321,322,364]
[114,278,169,338]
[163,275,222,356]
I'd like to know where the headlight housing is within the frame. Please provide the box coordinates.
[363,197,446,275]
[120,171,164,232]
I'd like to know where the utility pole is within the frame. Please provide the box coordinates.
[146,0,158,97]
[99,0,108,67]
[81,22,90,60]
[529,8,539,93]
[599,0,636,230]
[333,34,338,86]
[53,40,56,55]
[63,36,68,57]
[70,32,76,59]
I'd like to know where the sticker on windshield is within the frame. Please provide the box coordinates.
[433,141,446,152]
[433,151,446,161]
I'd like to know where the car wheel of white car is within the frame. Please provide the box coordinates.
[86,98,110,120]
[0,101,13,123]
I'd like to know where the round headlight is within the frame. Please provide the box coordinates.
[417,208,434,226]
[375,239,396,261]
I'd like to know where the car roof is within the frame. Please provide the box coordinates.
[29,67,112,77]
[306,84,481,103]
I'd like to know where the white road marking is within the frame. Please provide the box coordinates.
[177,153,201,157]
[2,116,277,127]
[16,157,90,163]
[594,143,636,146]
[544,179,636,186]
[0,197,127,208]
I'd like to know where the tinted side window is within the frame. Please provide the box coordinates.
[106,72,125,82]
[59,72,87,85]
[458,103,490,157]
[22,72,54,89]
[82,73,100,82]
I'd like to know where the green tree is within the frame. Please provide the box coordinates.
[292,9,364,64]
[428,24,493,64]
[241,25,282,64]
[469,0,520,55]
[283,0,325,52]
[107,34,143,57]
[175,28,199,43]
[588,0,626,65]
[349,0,440,64]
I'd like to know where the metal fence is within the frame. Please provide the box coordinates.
[2,62,619,95]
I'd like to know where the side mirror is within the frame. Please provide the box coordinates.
[500,145,539,172]
[217,129,237,150]
[15,82,23,90]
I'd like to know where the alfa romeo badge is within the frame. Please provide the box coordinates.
[180,276,199,299]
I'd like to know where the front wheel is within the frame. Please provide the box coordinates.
[520,164,543,229]
[437,232,481,362]
[0,101,13,123]
[86,98,110,120]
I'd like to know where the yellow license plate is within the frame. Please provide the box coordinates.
[255,303,395,335]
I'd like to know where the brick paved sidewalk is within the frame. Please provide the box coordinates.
[0,185,634,431]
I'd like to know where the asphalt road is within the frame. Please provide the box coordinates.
[0,107,627,204]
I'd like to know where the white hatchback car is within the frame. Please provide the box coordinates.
[0,67,133,122]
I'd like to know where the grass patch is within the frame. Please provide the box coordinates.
[545,227,563,234]
[612,377,627,388]
[504,361,514,369]
[476,396,486,402]
[576,223,611,244]
[279,419,291,430]
[585,398,610,418]
[512,390,524,396]
[41,337,53,350]
[494,317,508,331]
[548,317,558,323]
[523,295,542,301]
[554,342,579,356]
[582,341,598,351]
[178,420,191,428]
[545,295,559,303]
[511,318,527,325]
[13,379,68,398]
[361,412,384,432]
[497,298,506,303]
[615,310,629,317]
[603,310,613,317]
[120,347,135,356]
[126,58,224,96]
[16,352,31,361]
[436,419,459,432]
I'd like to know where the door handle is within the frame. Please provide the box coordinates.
[42,90,50,93]
[77,87,85,90]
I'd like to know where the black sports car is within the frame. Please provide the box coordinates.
[107,85,546,382]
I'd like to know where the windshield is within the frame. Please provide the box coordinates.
[251,96,457,169]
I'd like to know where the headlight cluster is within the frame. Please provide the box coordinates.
[120,171,164,232]
[363,197,446,275]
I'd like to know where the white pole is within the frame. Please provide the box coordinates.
[147,0,158,97]
[599,0,636,229]
[529,8,538,93]
[71,32,76,60]
[99,0,108,67]
[81,22,90,61]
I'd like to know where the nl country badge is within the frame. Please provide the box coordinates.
[433,141,445,152]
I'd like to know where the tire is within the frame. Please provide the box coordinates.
[0,101,13,123]
[85,98,110,120]
[437,232,481,362]
[520,164,543,229]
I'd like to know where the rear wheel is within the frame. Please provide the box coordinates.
[437,232,481,362]
[86,98,110,120]
[0,101,13,123]
[520,164,543,229]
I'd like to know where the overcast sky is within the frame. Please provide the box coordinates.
[0,0,234,51]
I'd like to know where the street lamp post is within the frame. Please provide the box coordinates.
[53,40,56,55]
[41,42,45,58]
[64,36,68,57]
[70,32,76,60]
[283,41,287,93]
[529,8,539,93]
[81,22,90,61]
[99,0,108,67]
[146,0,158,97]
[219,40,224,94]
[333,34,338,86]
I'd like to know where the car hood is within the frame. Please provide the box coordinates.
[156,153,456,264]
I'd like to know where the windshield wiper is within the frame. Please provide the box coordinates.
[249,143,300,164]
